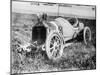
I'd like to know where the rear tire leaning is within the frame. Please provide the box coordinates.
[83,26,91,45]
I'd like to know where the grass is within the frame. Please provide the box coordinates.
[11,12,96,74]
[11,33,96,74]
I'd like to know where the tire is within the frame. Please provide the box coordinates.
[45,30,63,61]
[83,26,91,45]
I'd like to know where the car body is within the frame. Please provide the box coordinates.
[31,16,91,61]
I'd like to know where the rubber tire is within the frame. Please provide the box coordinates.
[83,26,91,45]
[45,30,64,61]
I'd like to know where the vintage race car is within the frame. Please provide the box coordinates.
[31,14,91,61]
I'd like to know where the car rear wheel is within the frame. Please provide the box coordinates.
[83,26,91,45]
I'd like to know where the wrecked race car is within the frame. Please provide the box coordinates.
[18,14,91,61]
[30,14,91,61]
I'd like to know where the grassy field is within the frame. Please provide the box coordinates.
[11,13,96,74]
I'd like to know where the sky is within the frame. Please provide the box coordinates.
[12,1,96,19]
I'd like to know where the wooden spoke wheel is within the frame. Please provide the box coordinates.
[46,31,63,61]
[83,26,91,45]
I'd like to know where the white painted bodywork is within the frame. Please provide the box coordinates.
[49,17,79,41]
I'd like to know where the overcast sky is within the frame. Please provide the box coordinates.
[12,1,96,19]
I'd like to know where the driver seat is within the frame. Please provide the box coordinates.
[67,17,79,28]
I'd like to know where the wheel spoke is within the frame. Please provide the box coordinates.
[55,52,58,58]
[50,48,54,53]
[56,44,61,50]
[52,36,56,41]
[50,38,61,58]
[51,39,54,44]
[53,49,60,58]
[52,50,57,58]
[56,49,59,56]
[50,43,53,48]
[51,46,60,58]
[55,36,58,42]
[50,41,54,44]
